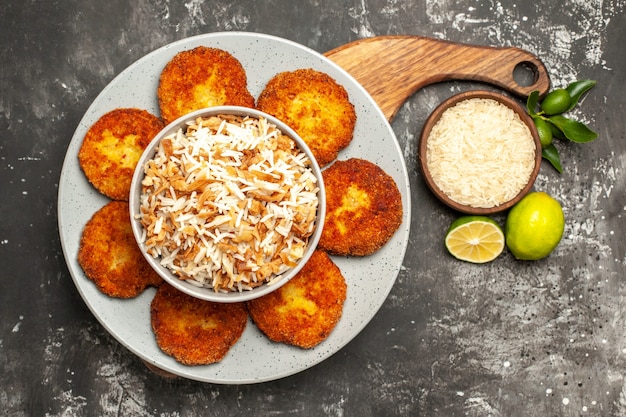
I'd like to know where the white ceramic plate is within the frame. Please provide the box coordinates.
[58,32,411,384]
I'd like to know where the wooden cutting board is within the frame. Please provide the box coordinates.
[324,35,550,121]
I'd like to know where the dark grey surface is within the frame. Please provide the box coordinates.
[2,1,625,416]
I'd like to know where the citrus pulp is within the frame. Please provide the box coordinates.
[445,216,505,263]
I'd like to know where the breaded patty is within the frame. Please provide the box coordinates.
[78,108,164,201]
[78,201,162,298]
[318,158,403,256]
[256,68,356,167]
[246,250,346,349]
[157,46,255,124]
[150,283,248,365]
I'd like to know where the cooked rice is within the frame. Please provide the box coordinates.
[138,114,319,292]
[426,98,536,208]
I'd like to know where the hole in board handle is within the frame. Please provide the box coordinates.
[513,61,540,88]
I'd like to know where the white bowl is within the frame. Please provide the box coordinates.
[129,106,325,303]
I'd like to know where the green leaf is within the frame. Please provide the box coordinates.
[548,119,566,139]
[548,114,598,143]
[565,79,596,111]
[541,144,563,173]
[526,90,540,116]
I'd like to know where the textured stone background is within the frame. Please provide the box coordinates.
[1,0,624,416]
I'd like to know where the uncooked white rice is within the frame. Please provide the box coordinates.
[138,114,319,292]
[425,98,536,208]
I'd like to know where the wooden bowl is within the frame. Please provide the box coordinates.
[418,90,542,215]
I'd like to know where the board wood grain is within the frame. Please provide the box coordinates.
[324,35,550,121]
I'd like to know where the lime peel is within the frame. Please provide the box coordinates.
[445,216,505,263]
[505,191,565,260]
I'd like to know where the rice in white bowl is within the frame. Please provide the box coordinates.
[137,114,320,292]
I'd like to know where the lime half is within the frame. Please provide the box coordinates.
[445,216,505,263]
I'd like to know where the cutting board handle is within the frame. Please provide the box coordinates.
[324,35,550,121]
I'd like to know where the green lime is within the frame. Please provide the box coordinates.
[445,216,505,263]
[541,88,572,115]
[534,117,553,147]
[505,191,565,260]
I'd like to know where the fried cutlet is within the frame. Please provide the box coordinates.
[78,108,164,201]
[318,158,403,256]
[246,250,346,349]
[78,201,162,298]
[256,68,356,167]
[157,46,255,124]
[150,283,248,365]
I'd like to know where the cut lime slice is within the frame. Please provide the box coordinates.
[445,216,504,263]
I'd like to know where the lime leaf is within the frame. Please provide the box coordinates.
[548,115,598,143]
[548,119,565,139]
[541,144,563,173]
[565,79,596,111]
[526,90,540,116]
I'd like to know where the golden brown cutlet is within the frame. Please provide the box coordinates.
[157,46,255,125]
[77,201,163,298]
[150,283,248,366]
[256,68,356,167]
[246,250,347,349]
[318,158,403,256]
[78,108,164,201]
